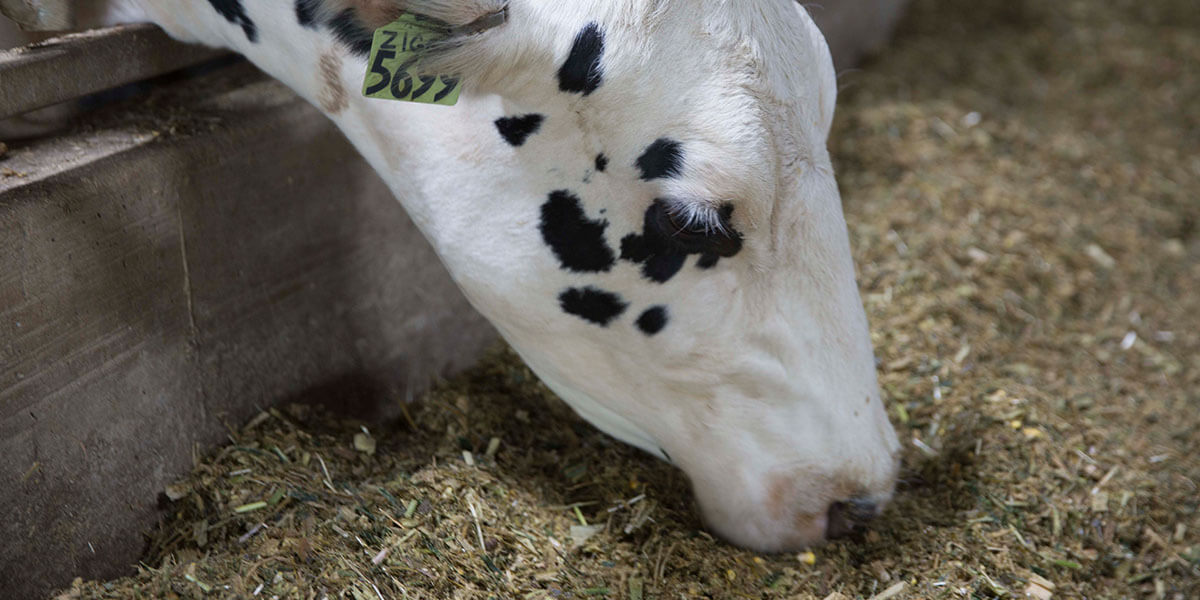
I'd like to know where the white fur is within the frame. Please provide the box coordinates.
[31,0,901,551]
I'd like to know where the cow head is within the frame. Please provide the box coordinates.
[345,0,902,551]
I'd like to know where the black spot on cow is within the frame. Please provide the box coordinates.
[594,153,609,172]
[559,287,627,326]
[636,138,684,180]
[621,200,743,283]
[295,0,321,28]
[636,306,669,336]
[539,190,616,273]
[207,0,258,42]
[621,231,687,283]
[328,8,374,56]
[558,23,605,95]
[495,114,545,147]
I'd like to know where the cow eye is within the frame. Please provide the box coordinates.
[665,210,711,240]
[651,200,743,257]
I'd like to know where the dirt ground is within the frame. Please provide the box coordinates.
[56,0,1198,598]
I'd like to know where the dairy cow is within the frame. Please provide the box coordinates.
[1,0,901,550]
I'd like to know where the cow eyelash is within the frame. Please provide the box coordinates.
[662,202,732,238]
[650,200,743,258]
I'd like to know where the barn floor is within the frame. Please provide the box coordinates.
[55,0,1199,598]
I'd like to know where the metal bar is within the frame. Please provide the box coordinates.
[0,23,226,119]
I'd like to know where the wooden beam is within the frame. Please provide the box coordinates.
[0,24,225,119]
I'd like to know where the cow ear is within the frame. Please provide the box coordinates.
[300,1,506,37]
[404,0,527,90]
[310,0,520,90]
[399,0,507,30]
[792,2,838,138]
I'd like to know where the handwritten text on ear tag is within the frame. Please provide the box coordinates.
[362,14,462,106]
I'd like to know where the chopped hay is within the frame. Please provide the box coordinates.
[55,0,1199,598]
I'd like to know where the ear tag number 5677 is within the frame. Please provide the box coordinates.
[362,16,462,106]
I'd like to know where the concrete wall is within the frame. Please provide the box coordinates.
[0,65,495,598]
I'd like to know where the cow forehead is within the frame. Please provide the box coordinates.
[529,35,800,224]
[563,0,825,98]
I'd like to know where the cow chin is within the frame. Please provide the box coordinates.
[701,508,830,554]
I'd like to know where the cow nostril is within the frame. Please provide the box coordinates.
[825,497,880,539]
[846,497,880,522]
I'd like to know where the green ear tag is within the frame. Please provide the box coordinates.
[362,14,462,106]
